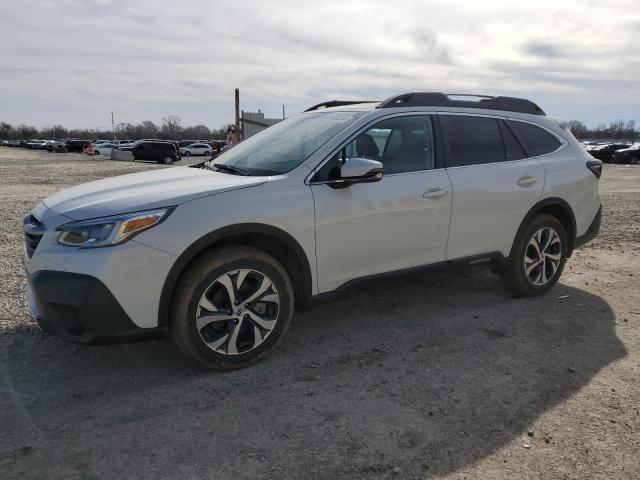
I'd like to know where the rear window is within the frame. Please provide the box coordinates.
[508,121,561,157]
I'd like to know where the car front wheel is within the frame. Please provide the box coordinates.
[503,214,567,297]
[171,246,294,370]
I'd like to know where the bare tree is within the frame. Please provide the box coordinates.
[566,120,588,139]
[138,120,159,139]
[0,121,13,139]
[161,115,182,139]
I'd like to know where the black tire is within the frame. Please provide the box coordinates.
[184,151,191,156]
[171,246,294,370]
[203,151,210,156]
[161,155,173,165]
[503,214,568,297]
[631,155,639,165]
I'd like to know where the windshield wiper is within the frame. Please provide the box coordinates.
[212,163,250,176]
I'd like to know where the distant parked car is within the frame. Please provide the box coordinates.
[612,144,640,164]
[93,143,115,156]
[588,143,631,163]
[177,140,196,148]
[1,140,8,146]
[65,140,92,153]
[25,140,42,149]
[121,140,181,164]
[180,143,211,156]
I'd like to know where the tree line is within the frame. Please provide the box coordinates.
[565,120,637,141]
[0,116,230,141]
[1,116,638,142]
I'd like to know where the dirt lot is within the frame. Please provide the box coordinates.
[0,148,638,479]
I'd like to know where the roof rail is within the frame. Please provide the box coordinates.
[377,92,546,116]
[304,100,379,112]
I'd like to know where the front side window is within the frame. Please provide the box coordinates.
[508,120,561,157]
[441,115,505,167]
[314,115,435,180]
[208,111,366,175]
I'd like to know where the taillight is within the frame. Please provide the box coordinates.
[586,160,602,178]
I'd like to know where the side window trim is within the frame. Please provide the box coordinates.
[307,112,442,184]
[506,117,568,158]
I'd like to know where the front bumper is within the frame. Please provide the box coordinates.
[27,270,166,344]
[24,202,178,341]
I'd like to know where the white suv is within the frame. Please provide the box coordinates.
[23,92,602,370]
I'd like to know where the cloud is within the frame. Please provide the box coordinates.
[0,0,638,128]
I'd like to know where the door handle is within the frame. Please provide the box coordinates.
[423,188,449,199]
[517,175,538,187]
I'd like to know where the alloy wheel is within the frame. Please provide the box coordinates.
[196,269,280,355]
[523,226,562,286]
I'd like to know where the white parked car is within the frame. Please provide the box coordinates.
[92,143,114,156]
[180,143,211,156]
[23,92,602,370]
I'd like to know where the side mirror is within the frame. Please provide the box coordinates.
[332,157,383,187]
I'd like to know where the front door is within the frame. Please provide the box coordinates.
[310,114,452,293]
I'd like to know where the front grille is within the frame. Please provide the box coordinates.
[23,214,45,258]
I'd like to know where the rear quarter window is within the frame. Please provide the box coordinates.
[508,121,561,157]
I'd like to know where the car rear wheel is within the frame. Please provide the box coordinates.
[203,151,210,156]
[171,246,294,370]
[160,155,173,165]
[631,155,639,164]
[184,151,191,156]
[503,214,567,297]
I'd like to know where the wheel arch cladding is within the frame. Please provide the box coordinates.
[510,198,577,258]
[158,223,313,328]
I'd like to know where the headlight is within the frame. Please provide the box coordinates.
[56,207,173,248]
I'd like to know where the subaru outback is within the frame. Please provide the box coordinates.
[23,92,602,370]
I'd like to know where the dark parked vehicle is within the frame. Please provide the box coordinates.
[612,144,640,164]
[65,140,92,153]
[121,140,181,164]
[178,140,196,148]
[588,143,631,163]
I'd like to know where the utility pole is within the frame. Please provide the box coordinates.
[111,112,116,142]
[234,88,240,142]
[282,104,285,119]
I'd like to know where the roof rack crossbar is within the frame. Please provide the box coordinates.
[304,100,379,112]
[377,92,546,116]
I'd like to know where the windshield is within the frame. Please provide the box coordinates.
[208,111,365,175]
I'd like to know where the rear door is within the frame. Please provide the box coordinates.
[440,114,546,259]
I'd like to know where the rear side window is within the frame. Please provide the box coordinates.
[441,115,504,167]
[508,121,561,157]
[499,121,526,161]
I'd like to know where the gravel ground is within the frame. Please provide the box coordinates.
[1,148,638,479]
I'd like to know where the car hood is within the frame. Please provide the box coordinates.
[43,166,267,220]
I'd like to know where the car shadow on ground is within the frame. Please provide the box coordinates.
[0,268,626,479]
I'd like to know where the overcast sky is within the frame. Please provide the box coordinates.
[1,0,638,129]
